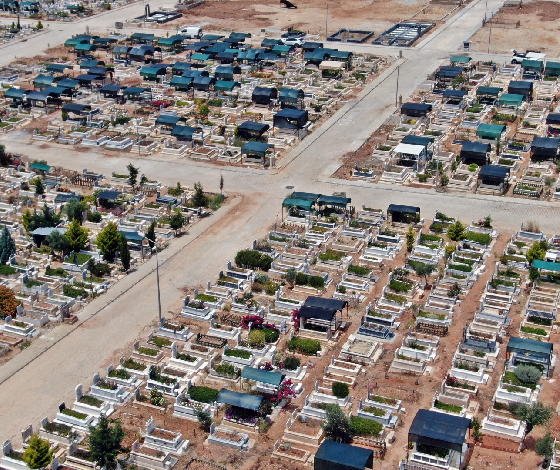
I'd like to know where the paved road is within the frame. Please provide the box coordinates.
[1,0,559,445]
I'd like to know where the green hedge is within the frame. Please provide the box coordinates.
[287,337,321,355]
[349,416,383,437]
[389,279,412,292]
[188,386,219,403]
[464,232,491,245]
[332,382,349,398]
[521,326,547,336]
[224,349,252,359]
[295,272,325,289]
[348,265,371,276]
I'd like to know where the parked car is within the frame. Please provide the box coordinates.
[511,49,546,64]
[281,30,305,39]
[282,37,305,46]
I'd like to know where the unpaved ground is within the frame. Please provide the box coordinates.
[468,0,560,56]
[156,0,432,38]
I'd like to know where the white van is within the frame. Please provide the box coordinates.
[180,26,202,39]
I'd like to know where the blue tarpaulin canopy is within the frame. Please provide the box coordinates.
[170,76,193,90]
[314,441,374,470]
[217,388,263,411]
[450,55,471,63]
[507,336,553,358]
[531,136,559,157]
[241,367,284,386]
[87,66,109,76]
[5,88,27,100]
[499,93,524,107]
[191,53,211,61]
[461,141,491,164]
[192,76,215,90]
[62,103,92,114]
[401,102,432,117]
[34,74,55,89]
[172,62,191,74]
[442,89,467,98]
[171,125,200,140]
[214,80,238,92]
[57,78,80,89]
[533,260,560,272]
[44,86,70,96]
[282,197,313,212]
[402,135,434,147]
[156,115,184,126]
[478,165,510,181]
[261,38,281,48]
[477,123,505,140]
[273,108,308,129]
[123,86,149,96]
[237,121,269,139]
[291,191,320,201]
[80,59,102,69]
[318,195,351,207]
[97,190,120,200]
[242,141,272,155]
[46,63,68,73]
[100,84,125,94]
[75,74,97,83]
[409,409,470,452]
[31,162,51,171]
[26,90,50,101]
[304,296,347,310]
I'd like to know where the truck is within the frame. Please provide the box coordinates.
[180,26,202,39]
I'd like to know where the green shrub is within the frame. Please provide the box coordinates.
[389,279,413,292]
[435,401,462,413]
[528,315,552,326]
[0,265,17,275]
[188,386,219,403]
[348,265,371,276]
[318,249,345,262]
[45,267,67,277]
[214,362,237,375]
[224,349,252,359]
[63,284,87,298]
[521,326,547,336]
[349,416,383,436]
[138,347,159,356]
[151,337,171,347]
[234,250,273,271]
[308,275,325,289]
[514,365,542,384]
[332,382,349,399]
[248,330,266,348]
[283,356,300,370]
[262,327,280,343]
[287,337,321,355]
[464,232,491,245]
[448,264,472,273]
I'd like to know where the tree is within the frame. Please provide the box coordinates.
[36,20,43,29]
[146,221,156,248]
[47,230,68,260]
[22,434,54,469]
[192,182,208,207]
[88,415,128,470]
[405,225,415,252]
[444,244,456,261]
[510,401,554,434]
[199,104,209,118]
[529,267,541,284]
[22,209,32,233]
[64,219,89,253]
[169,211,186,231]
[331,382,349,398]
[514,364,541,384]
[96,222,121,262]
[446,220,465,241]
[64,198,88,224]
[535,433,554,466]
[195,408,212,432]
[526,241,547,264]
[219,173,224,197]
[544,176,556,196]
[470,417,483,443]
[0,226,16,265]
[322,404,352,443]
[33,177,45,195]
[120,234,130,271]
[0,285,19,319]
[284,268,297,287]
[413,262,437,284]
[127,163,139,188]
[440,173,449,188]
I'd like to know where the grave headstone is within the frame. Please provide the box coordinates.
[16,305,23,316]
[146,417,155,434]
[5,316,12,324]
[2,440,13,456]
[133,341,139,351]
[58,402,66,412]
[93,373,100,386]
[171,342,177,358]
[82,270,87,281]
[75,384,83,401]
[108,364,114,374]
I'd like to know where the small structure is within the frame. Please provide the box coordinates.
[237,121,269,140]
[507,80,533,101]
[476,123,505,142]
[506,335,553,376]
[530,136,559,161]
[460,141,490,166]
[498,93,524,109]
[545,61,560,77]
[298,305,338,333]
[252,86,277,106]
[171,125,201,142]
[279,87,305,109]
[477,165,509,193]
[282,197,314,220]
[476,86,502,103]
[140,65,168,82]
[241,367,284,394]
[273,108,309,137]
[387,204,419,224]
[401,102,432,118]
[315,440,374,470]
[393,143,427,171]
[241,141,273,165]
[404,409,470,470]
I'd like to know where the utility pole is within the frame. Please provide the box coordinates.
[325,3,328,39]
[145,236,162,325]
[395,65,400,108]
[487,16,493,54]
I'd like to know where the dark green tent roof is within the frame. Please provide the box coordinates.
[498,93,524,107]
[545,61,560,76]
[214,80,238,92]
[279,87,304,102]
[241,367,284,386]
[64,37,89,47]
[242,141,272,155]
[5,88,27,99]
[191,53,211,61]
[318,195,351,206]
[476,86,502,96]
[507,336,553,357]
[521,59,543,70]
[34,74,54,88]
[217,388,263,411]
[272,44,292,55]
[123,86,149,96]
[158,35,185,47]
[93,38,117,46]
[31,162,51,171]
[46,63,68,73]
[315,441,373,470]
[170,76,192,90]
[282,197,313,211]
[291,191,320,201]
[156,114,184,126]
[75,43,96,52]
[477,123,505,140]
[140,66,167,78]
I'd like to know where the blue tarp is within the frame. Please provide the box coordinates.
[241,367,284,386]
[217,388,263,411]
[409,409,470,452]
[315,441,374,470]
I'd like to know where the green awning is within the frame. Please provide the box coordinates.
[272,44,292,55]
[158,35,185,48]
[498,93,524,107]
[318,195,351,207]
[282,197,313,212]
[170,76,192,90]
[507,336,553,358]
[64,38,89,47]
[450,55,471,64]
[31,163,51,171]
[279,87,304,103]
[75,43,96,52]
[291,191,320,201]
[521,59,543,71]
[241,367,284,386]
[5,88,27,100]
[34,74,55,89]
[545,61,560,76]
[191,53,211,61]
[476,86,502,96]
[214,80,238,92]
[477,123,505,140]
[533,260,560,272]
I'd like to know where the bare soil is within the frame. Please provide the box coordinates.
[468,1,560,56]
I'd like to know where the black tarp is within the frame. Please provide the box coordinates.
[409,409,470,453]
[478,165,510,184]
[304,296,347,311]
[252,86,277,105]
[508,80,533,99]
[298,305,336,321]
[237,121,269,139]
[460,141,490,165]
[273,108,308,129]
[546,113,560,126]
[401,135,434,148]
[388,204,419,215]
[314,441,374,470]
[531,136,559,158]
[401,102,432,117]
